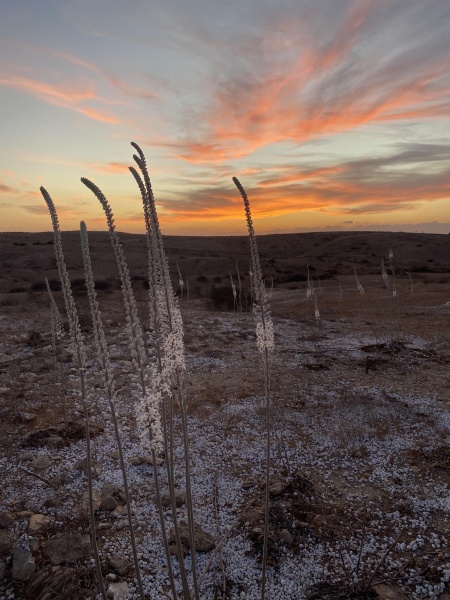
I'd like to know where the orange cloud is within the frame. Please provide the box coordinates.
[154,144,450,224]
[0,75,119,124]
[165,3,450,164]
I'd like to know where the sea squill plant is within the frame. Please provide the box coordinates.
[80,221,145,600]
[229,273,237,312]
[129,141,199,599]
[39,188,107,600]
[79,177,183,598]
[232,177,274,599]
[45,278,66,420]
[354,266,365,296]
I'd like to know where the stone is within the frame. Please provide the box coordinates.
[29,514,51,533]
[242,477,258,489]
[100,496,118,512]
[61,348,75,363]
[42,533,92,565]
[372,584,408,599]
[109,554,131,576]
[170,522,215,552]
[44,496,61,508]
[46,435,65,448]
[0,561,7,582]
[30,456,52,471]
[279,528,294,545]
[269,479,286,496]
[169,543,189,558]
[17,412,36,424]
[161,489,186,507]
[0,511,14,529]
[130,455,163,467]
[11,546,36,581]
[80,489,102,515]
[109,450,120,460]
[0,530,15,554]
[101,484,126,505]
[19,451,35,462]
[107,581,130,600]
[74,459,102,477]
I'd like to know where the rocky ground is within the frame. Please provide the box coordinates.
[1,276,450,599]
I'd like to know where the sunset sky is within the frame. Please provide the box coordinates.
[1,0,450,235]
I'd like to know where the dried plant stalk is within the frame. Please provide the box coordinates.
[233,177,274,600]
[40,187,107,600]
[80,221,145,600]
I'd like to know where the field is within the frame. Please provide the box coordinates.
[1,230,450,600]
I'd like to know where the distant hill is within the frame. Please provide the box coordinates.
[0,230,449,296]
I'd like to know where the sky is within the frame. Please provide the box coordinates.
[1,0,450,236]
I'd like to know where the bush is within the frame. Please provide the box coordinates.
[94,279,111,291]
[30,281,48,292]
[210,285,235,311]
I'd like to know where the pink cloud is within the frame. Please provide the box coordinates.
[0,74,119,124]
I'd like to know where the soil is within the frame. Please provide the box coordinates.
[1,230,450,599]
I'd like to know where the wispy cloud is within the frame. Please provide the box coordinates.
[159,2,450,163]
[0,74,119,123]
[0,182,17,194]
[155,142,450,223]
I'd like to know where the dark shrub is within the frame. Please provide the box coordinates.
[210,285,235,311]
[94,280,111,291]
[30,281,48,292]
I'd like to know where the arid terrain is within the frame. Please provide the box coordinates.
[1,230,450,600]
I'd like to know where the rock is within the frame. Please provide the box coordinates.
[19,451,35,462]
[43,496,61,508]
[170,522,215,552]
[29,514,51,533]
[161,489,186,507]
[269,479,286,496]
[46,435,65,448]
[17,412,36,423]
[372,584,408,599]
[42,533,92,565]
[109,450,120,460]
[0,530,15,554]
[242,477,258,489]
[0,560,7,582]
[130,455,163,467]
[107,581,129,600]
[0,511,14,529]
[169,543,189,558]
[30,456,53,471]
[11,545,35,580]
[101,484,126,505]
[80,489,102,515]
[279,528,294,545]
[111,505,128,519]
[17,510,33,519]
[61,347,75,363]
[74,459,102,477]
[100,496,118,512]
[108,554,131,576]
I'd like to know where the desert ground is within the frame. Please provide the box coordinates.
[1,230,450,599]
